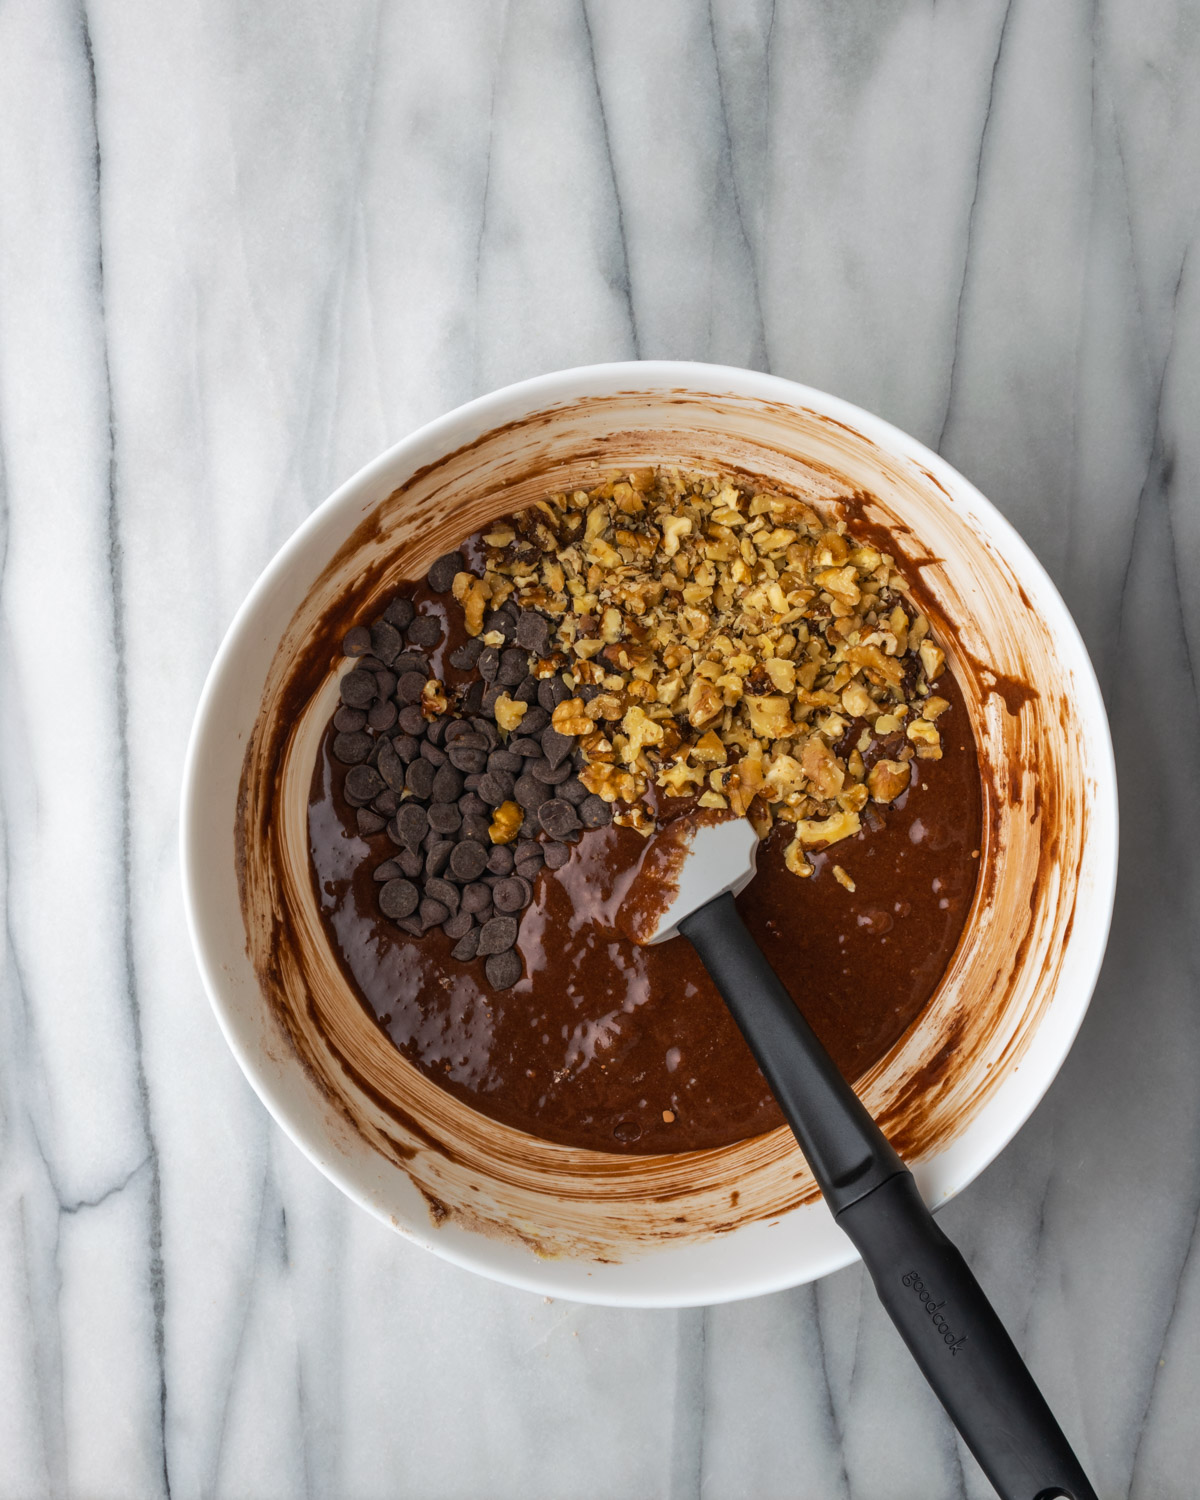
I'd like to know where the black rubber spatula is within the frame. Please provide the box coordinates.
[623,814,1098,1500]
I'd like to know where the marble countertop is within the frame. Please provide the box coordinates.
[2,2,1197,1495]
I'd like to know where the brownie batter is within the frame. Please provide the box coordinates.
[308,664,981,1155]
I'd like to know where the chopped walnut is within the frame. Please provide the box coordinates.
[457,466,956,878]
[551,697,592,737]
[493,693,527,732]
[792,810,862,849]
[868,758,911,804]
[783,837,814,877]
[907,718,943,760]
[421,679,448,717]
[488,800,523,844]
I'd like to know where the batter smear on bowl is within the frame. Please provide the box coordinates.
[308,468,982,1154]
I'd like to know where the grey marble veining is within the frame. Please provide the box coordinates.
[1,1,1198,1495]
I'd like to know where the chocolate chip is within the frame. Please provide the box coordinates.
[458,791,487,819]
[419,739,448,767]
[356,809,386,836]
[579,794,612,828]
[425,877,460,916]
[405,759,436,799]
[491,877,521,912]
[392,733,421,763]
[379,879,419,920]
[486,845,515,875]
[559,776,588,805]
[488,748,523,775]
[508,736,543,758]
[382,596,415,631]
[514,775,551,811]
[345,765,386,805]
[367,700,397,733]
[531,758,571,785]
[509,675,537,706]
[478,915,518,955]
[393,651,428,676]
[428,802,462,835]
[451,929,480,962]
[537,798,580,838]
[460,815,492,843]
[540,725,574,768]
[398,849,424,878]
[461,881,493,914]
[332,731,373,765]
[333,705,367,734]
[536,677,565,712]
[477,771,515,806]
[483,609,517,642]
[397,670,427,705]
[579,683,602,703]
[471,719,501,748]
[481,683,505,715]
[493,877,532,913]
[369,621,402,665]
[372,789,398,816]
[425,840,455,877]
[397,705,427,736]
[521,706,550,734]
[426,717,449,747]
[498,648,530,687]
[339,670,377,709]
[448,743,487,774]
[395,803,429,848]
[357,655,385,673]
[427,551,464,593]
[373,670,397,702]
[373,859,402,881]
[375,742,404,792]
[432,764,464,802]
[544,842,570,870]
[485,950,522,990]
[342,625,372,657]
[514,612,550,654]
[394,916,425,938]
[407,614,443,648]
[461,680,485,714]
[420,897,450,928]
[443,910,474,942]
[512,839,541,866]
[449,638,485,671]
[477,646,500,682]
[515,851,545,881]
[449,841,488,881]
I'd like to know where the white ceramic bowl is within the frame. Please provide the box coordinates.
[180,362,1117,1307]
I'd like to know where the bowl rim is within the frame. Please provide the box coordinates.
[180,360,1119,1306]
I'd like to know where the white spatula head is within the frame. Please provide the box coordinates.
[618,812,761,946]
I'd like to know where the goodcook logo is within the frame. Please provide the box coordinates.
[902,1270,969,1356]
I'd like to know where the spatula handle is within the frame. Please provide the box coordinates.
[680,891,1098,1500]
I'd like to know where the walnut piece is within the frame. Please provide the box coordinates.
[868,758,911,804]
[488,800,524,844]
[551,697,592,736]
[493,693,527,732]
[458,465,958,879]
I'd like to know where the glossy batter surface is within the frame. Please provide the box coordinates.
[309,669,981,1154]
